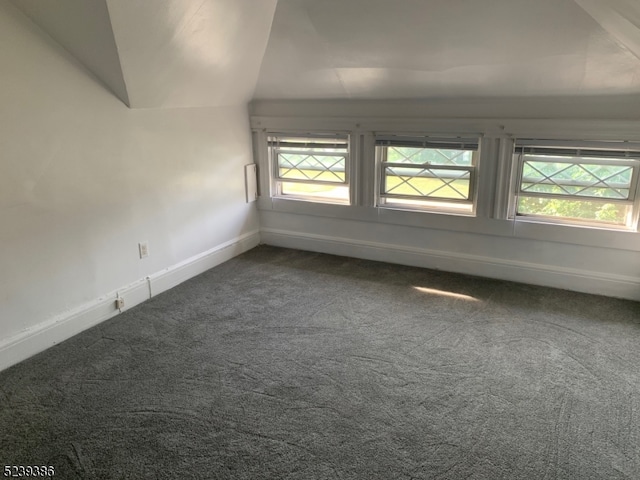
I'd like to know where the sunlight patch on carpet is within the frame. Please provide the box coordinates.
[413,286,480,302]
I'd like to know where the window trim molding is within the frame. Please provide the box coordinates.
[266,131,353,205]
[251,114,640,252]
[510,141,640,230]
[374,134,482,215]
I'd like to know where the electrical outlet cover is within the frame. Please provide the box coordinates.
[139,242,149,258]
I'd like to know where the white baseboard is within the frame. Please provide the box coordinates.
[0,230,260,373]
[148,231,261,297]
[260,228,640,302]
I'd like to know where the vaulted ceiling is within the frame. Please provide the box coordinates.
[11,0,640,108]
[257,0,640,100]
[11,0,277,108]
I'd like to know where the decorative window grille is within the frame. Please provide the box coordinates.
[514,141,640,228]
[268,134,350,203]
[376,135,479,213]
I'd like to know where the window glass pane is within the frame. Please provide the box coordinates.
[269,134,350,205]
[384,166,471,200]
[277,152,346,183]
[521,156,633,200]
[517,196,632,226]
[280,182,349,202]
[388,147,473,166]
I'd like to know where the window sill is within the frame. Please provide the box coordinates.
[377,204,475,218]
[273,195,350,206]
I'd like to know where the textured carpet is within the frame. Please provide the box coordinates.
[1,245,639,479]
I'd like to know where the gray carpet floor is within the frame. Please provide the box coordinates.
[1,245,639,479]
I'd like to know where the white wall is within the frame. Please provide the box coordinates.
[251,98,640,122]
[0,1,259,367]
[259,212,640,299]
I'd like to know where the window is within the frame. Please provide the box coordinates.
[268,133,350,204]
[376,135,479,214]
[514,141,640,229]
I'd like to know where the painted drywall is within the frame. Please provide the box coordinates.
[10,0,278,109]
[106,0,277,108]
[259,211,640,299]
[0,1,259,341]
[250,96,640,121]
[256,0,640,100]
[575,0,640,61]
[10,0,130,106]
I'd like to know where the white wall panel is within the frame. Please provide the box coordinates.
[260,211,640,300]
[0,1,259,341]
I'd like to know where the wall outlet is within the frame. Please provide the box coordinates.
[115,297,125,310]
[139,241,149,258]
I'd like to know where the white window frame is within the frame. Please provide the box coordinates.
[375,135,481,215]
[267,132,352,205]
[251,114,640,252]
[510,140,640,230]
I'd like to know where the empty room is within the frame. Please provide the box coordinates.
[1,0,640,478]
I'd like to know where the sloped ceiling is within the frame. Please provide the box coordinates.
[106,0,277,108]
[254,0,640,100]
[9,0,640,107]
[574,0,640,60]
[10,0,130,105]
[11,0,277,108]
